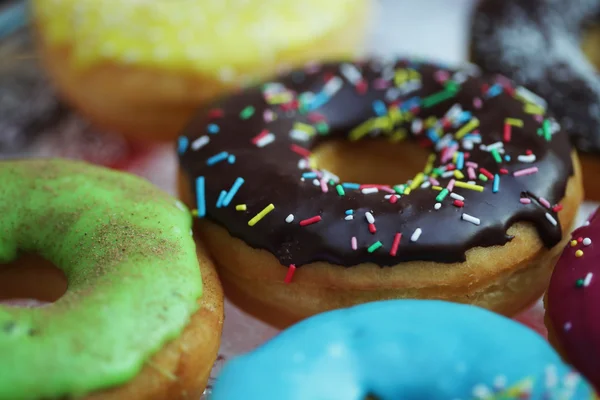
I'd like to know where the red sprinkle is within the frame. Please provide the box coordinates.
[479,168,494,179]
[390,195,398,204]
[499,168,509,175]
[504,85,515,97]
[308,112,326,123]
[446,164,456,171]
[503,123,511,142]
[300,215,322,226]
[526,149,533,155]
[356,80,368,94]
[453,200,465,208]
[481,83,489,94]
[284,264,296,284]
[552,204,563,212]
[290,144,311,158]
[208,108,224,119]
[578,237,583,243]
[369,223,377,234]
[251,129,270,145]
[390,233,402,256]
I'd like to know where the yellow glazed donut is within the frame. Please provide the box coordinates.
[31,0,371,141]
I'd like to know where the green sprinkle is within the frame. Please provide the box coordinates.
[367,241,383,253]
[491,148,502,163]
[432,168,443,177]
[543,119,552,141]
[240,106,255,119]
[336,185,345,196]
[537,128,543,136]
[576,279,585,288]
[478,173,489,182]
[316,122,330,134]
[444,80,460,93]
[422,90,456,108]
[435,188,449,202]
[393,185,405,195]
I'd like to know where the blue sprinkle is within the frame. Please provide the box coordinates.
[456,152,465,170]
[206,151,229,166]
[427,129,439,143]
[305,92,329,111]
[178,136,189,154]
[457,111,472,124]
[228,155,236,164]
[195,176,206,218]
[487,84,503,98]
[345,209,354,215]
[342,183,361,190]
[493,174,500,193]
[223,178,245,207]
[302,172,318,179]
[216,190,227,208]
[207,124,220,134]
[504,155,511,162]
[401,97,421,112]
[373,100,387,116]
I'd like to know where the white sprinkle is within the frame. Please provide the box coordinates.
[285,214,294,223]
[462,213,481,225]
[191,135,210,150]
[434,203,442,210]
[345,215,354,221]
[290,130,311,142]
[584,272,593,287]
[518,154,537,163]
[365,212,375,224]
[493,375,507,389]
[420,181,431,189]
[516,86,548,109]
[564,322,572,331]
[486,141,504,150]
[442,170,455,179]
[385,88,401,102]
[411,119,423,134]
[411,228,422,242]
[398,80,422,95]
[361,188,379,195]
[450,193,465,201]
[312,179,320,186]
[340,63,363,85]
[545,365,558,389]
[298,159,309,169]
[583,237,592,246]
[462,140,474,150]
[545,213,558,226]
[256,133,275,147]
[472,384,492,399]
[323,76,343,97]
[563,372,580,389]
[444,103,463,122]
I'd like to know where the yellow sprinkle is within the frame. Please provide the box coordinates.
[570,240,578,247]
[505,118,524,127]
[454,118,480,139]
[349,117,390,141]
[454,170,465,180]
[410,173,425,189]
[390,128,407,143]
[236,204,247,211]
[388,107,404,125]
[403,187,412,195]
[408,68,421,81]
[524,104,544,115]
[269,93,294,105]
[394,69,408,86]
[431,186,442,191]
[424,154,436,175]
[308,158,318,169]
[248,203,275,226]
[454,181,484,192]
[425,116,438,128]
[293,122,316,134]
[452,152,458,164]
[191,209,199,216]
[575,250,584,258]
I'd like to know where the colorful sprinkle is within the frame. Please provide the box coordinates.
[367,241,383,253]
[513,167,539,177]
[191,135,210,150]
[493,174,500,193]
[462,213,481,225]
[284,264,296,284]
[248,203,275,226]
[222,178,245,207]
[300,215,322,226]
[195,176,206,218]
[178,136,189,154]
[454,181,484,192]
[411,228,422,242]
[545,213,558,226]
[390,233,402,256]
[236,204,247,211]
[351,236,358,250]
[240,106,255,119]
[207,151,229,166]
[285,214,294,223]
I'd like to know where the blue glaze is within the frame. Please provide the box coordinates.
[212,300,596,400]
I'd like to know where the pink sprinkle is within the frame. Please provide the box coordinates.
[513,167,539,177]
[284,264,296,284]
[520,198,532,204]
[320,178,329,193]
[446,179,456,191]
[468,167,476,180]
[534,115,544,123]
[263,110,276,123]
[373,78,391,90]
[434,70,450,83]
[379,186,396,194]
[351,236,357,250]
[473,97,483,109]
[539,197,551,208]
[429,178,440,186]
[466,161,478,168]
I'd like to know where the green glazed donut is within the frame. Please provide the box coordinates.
[0,159,206,400]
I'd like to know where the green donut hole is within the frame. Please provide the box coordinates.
[0,253,67,305]
[311,138,431,185]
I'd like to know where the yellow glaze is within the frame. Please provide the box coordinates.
[33,0,366,76]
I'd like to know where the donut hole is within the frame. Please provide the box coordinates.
[310,138,431,184]
[0,253,67,305]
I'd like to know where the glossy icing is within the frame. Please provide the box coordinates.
[471,0,600,153]
[211,300,596,400]
[547,206,600,390]
[32,0,364,75]
[178,59,573,269]
[0,159,202,400]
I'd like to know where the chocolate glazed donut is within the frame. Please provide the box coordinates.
[471,0,600,199]
[178,58,582,327]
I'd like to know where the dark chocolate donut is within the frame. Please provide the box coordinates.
[471,0,600,152]
[178,58,574,268]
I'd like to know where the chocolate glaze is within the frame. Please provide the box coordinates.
[179,59,574,267]
[471,0,600,153]
[547,207,600,390]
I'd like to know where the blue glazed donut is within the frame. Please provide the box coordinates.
[211,300,596,400]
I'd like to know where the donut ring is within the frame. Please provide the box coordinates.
[178,58,583,328]
[0,159,223,400]
[546,206,600,390]
[211,300,597,400]
[470,0,600,199]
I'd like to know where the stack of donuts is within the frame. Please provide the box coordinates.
[4,0,600,399]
